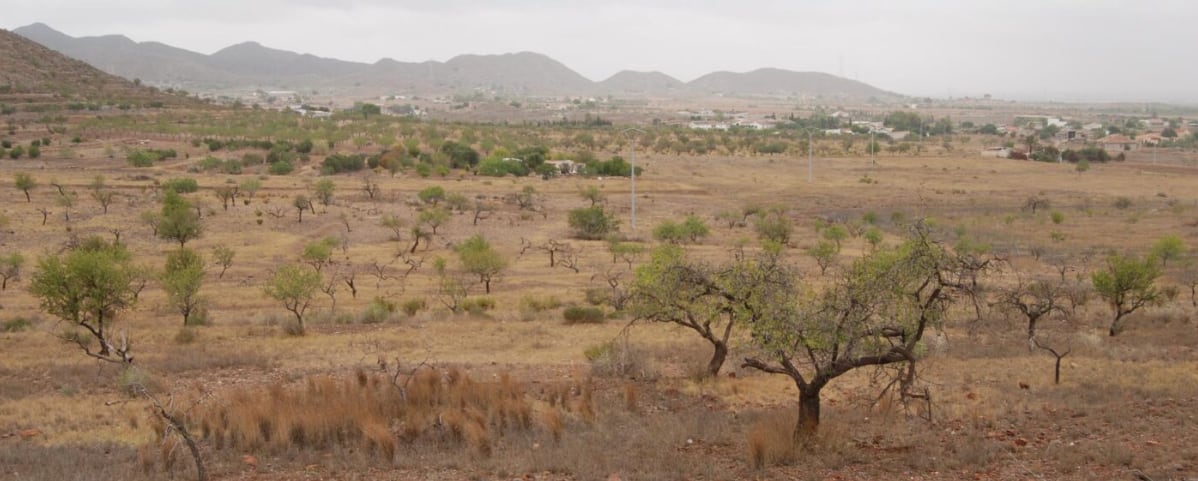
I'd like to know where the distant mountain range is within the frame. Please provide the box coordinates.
[13,23,900,100]
[0,27,190,107]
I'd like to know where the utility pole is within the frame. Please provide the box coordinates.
[620,128,644,231]
[871,130,876,165]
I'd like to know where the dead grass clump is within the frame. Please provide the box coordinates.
[155,347,272,374]
[746,411,799,469]
[542,407,564,442]
[583,339,657,380]
[191,368,534,464]
[623,382,639,413]
[0,442,151,481]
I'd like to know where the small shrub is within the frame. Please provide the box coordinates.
[361,297,397,324]
[747,412,798,469]
[269,160,295,175]
[1113,197,1132,209]
[463,297,497,315]
[584,288,610,306]
[400,298,427,317]
[1050,211,1065,224]
[584,339,654,379]
[520,295,562,312]
[174,327,197,344]
[117,367,160,396]
[2,317,32,332]
[282,321,306,336]
[563,306,605,324]
[161,177,199,193]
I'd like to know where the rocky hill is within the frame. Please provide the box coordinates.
[14,23,901,101]
[0,27,187,108]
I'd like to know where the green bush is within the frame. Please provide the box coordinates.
[568,206,619,240]
[127,148,176,167]
[401,298,427,317]
[2,317,32,332]
[477,158,530,177]
[520,295,562,312]
[321,153,367,174]
[117,367,160,396]
[463,297,497,315]
[361,297,397,324]
[161,177,199,193]
[174,327,197,344]
[269,160,295,175]
[563,306,605,324]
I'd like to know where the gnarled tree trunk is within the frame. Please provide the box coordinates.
[795,386,822,438]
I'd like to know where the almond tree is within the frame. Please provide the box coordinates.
[263,263,321,335]
[14,172,35,202]
[1092,253,1165,336]
[629,244,783,377]
[162,248,205,326]
[29,237,138,359]
[740,227,975,436]
[456,235,507,294]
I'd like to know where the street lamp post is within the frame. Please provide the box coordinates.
[620,128,644,231]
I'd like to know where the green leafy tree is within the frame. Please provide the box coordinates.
[753,209,793,245]
[211,245,234,279]
[263,264,322,334]
[1092,254,1165,336]
[14,172,35,203]
[314,178,335,206]
[418,185,445,206]
[158,190,203,247]
[418,206,450,235]
[456,235,508,294]
[1149,234,1185,268]
[301,237,338,273]
[1075,158,1090,175]
[608,239,646,268]
[807,240,837,275]
[863,227,884,251]
[29,238,138,359]
[0,252,24,290]
[89,175,116,214]
[630,244,787,377]
[293,195,311,223]
[822,224,848,252]
[568,206,618,240]
[652,221,687,244]
[742,230,972,436]
[239,178,262,201]
[579,185,605,207]
[379,214,407,241]
[162,248,205,326]
[680,214,710,243]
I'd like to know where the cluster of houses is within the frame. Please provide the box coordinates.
[983,115,1194,158]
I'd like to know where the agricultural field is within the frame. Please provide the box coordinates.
[1,110,1197,481]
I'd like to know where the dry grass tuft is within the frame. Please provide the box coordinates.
[190,368,535,462]
[746,411,797,469]
[623,382,639,413]
[542,407,564,443]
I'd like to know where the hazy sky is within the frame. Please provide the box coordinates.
[6,0,1197,102]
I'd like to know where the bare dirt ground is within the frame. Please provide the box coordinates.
[1,133,1197,481]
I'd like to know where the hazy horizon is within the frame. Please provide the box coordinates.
[6,0,1198,103]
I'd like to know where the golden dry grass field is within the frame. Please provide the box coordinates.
[1,131,1197,481]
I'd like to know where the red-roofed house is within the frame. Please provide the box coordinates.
[1098,134,1138,152]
